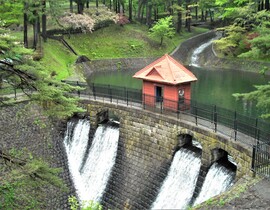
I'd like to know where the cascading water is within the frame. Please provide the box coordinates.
[64,119,119,203]
[151,148,201,210]
[190,39,215,67]
[194,162,236,206]
[190,32,222,67]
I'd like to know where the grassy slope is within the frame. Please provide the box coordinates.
[65,23,209,60]
[9,23,208,81]
[41,39,77,80]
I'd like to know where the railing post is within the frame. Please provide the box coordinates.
[251,145,256,171]
[143,94,145,109]
[160,97,163,114]
[194,102,198,126]
[255,118,258,140]
[77,81,80,97]
[126,88,128,106]
[234,111,237,140]
[213,105,217,132]
[14,87,17,100]
[108,85,112,103]
[93,83,96,100]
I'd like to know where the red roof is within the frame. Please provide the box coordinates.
[133,54,197,85]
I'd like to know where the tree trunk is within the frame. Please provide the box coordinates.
[185,0,191,32]
[141,3,145,23]
[266,0,269,10]
[70,0,73,12]
[195,3,198,20]
[146,2,152,27]
[201,10,204,21]
[96,0,99,8]
[209,9,213,22]
[160,36,163,46]
[258,1,261,11]
[154,4,158,21]
[42,0,47,42]
[137,1,144,21]
[261,0,264,10]
[129,0,132,21]
[110,0,112,10]
[176,0,182,33]
[33,15,39,50]
[86,0,89,8]
[24,2,28,48]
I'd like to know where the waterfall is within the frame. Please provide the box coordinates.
[194,162,235,206]
[151,148,201,210]
[190,39,214,67]
[64,119,119,203]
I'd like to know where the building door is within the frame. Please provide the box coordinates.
[156,86,163,102]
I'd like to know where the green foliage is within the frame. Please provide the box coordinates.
[233,81,270,119]
[149,16,175,46]
[0,149,66,209]
[238,11,270,60]
[68,196,103,210]
[0,28,85,118]
[0,0,23,27]
[214,25,246,56]
[214,4,270,61]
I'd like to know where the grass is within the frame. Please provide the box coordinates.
[41,39,77,80]
[65,23,209,60]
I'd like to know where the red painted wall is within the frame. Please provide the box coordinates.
[142,80,192,110]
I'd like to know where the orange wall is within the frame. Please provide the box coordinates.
[142,80,192,109]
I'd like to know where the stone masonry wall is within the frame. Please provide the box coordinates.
[171,30,217,65]
[85,100,253,210]
[0,102,75,209]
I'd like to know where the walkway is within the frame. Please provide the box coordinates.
[79,93,257,151]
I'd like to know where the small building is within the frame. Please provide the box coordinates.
[133,54,197,111]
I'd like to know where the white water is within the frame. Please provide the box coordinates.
[194,162,235,205]
[151,148,201,210]
[190,39,214,67]
[64,119,119,203]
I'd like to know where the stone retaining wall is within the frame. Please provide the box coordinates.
[80,57,158,79]
[0,102,75,210]
[171,30,217,64]
[85,100,253,210]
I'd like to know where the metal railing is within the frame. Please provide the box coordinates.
[252,142,270,178]
[64,81,270,144]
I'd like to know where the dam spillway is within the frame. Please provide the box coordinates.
[63,115,237,209]
[64,119,119,203]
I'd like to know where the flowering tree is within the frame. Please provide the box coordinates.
[116,13,130,26]
[61,13,95,33]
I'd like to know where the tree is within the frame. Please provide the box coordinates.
[233,81,270,119]
[149,16,175,46]
[0,28,84,118]
[0,149,66,209]
[60,13,95,32]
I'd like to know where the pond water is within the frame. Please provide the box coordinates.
[87,66,269,118]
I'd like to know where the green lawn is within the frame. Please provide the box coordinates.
[65,23,209,60]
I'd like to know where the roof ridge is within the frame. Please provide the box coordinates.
[167,55,197,79]
[165,54,176,82]
[133,55,167,77]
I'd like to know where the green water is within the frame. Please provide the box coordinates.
[88,66,270,118]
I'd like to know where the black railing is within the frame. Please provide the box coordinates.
[252,142,270,178]
[64,81,270,145]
